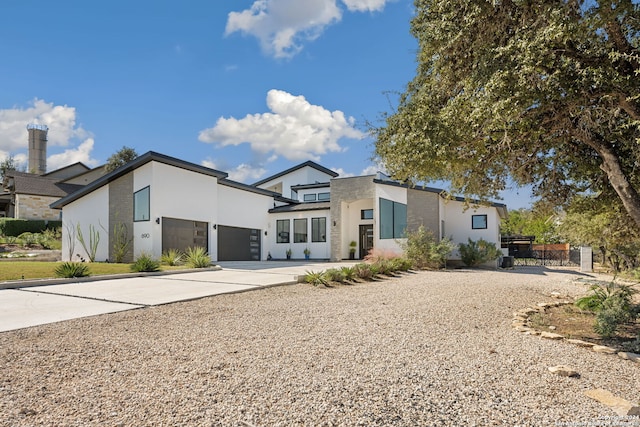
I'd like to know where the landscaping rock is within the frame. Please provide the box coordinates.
[540,332,565,340]
[584,389,640,416]
[618,352,640,362]
[592,345,617,354]
[566,339,596,347]
[548,365,580,377]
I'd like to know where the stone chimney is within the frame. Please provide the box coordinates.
[27,124,48,175]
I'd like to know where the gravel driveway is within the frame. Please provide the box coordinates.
[1,267,638,426]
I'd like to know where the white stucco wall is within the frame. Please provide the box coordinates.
[339,199,373,259]
[133,162,219,259]
[60,186,109,262]
[444,200,501,260]
[217,184,273,260]
[257,166,334,198]
[374,184,408,255]
[268,210,331,259]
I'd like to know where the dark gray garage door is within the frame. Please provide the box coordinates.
[162,217,208,254]
[218,225,261,261]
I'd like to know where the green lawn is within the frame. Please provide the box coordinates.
[0,262,187,282]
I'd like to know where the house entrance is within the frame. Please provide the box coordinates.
[359,224,373,259]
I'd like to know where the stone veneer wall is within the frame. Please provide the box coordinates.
[108,173,134,263]
[15,194,62,221]
[407,188,441,240]
[329,176,376,261]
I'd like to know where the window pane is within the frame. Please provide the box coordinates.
[277,219,290,243]
[303,194,316,202]
[472,215,487,229]
[312,217,326,242]
[317,192,330,201]
[393,202,407,238]
[134,186,150,222]
[379,198,393,239]
[361,209,373,220]
[294,218,307,243]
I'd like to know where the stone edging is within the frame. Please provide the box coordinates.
[511,296,640,365]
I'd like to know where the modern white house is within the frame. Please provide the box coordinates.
[51,151,508,264]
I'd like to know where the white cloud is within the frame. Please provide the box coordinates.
[199,89,364,162]
[202,158,267,183]
[330,167,353,178]
[47,138,99,171]
[225,0,390,58]
[0,99,99,172]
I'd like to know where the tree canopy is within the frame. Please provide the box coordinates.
[374,0,640,229]
[105,146,138,172]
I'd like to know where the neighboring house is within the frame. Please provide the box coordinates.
[0,163,108,221]
[52,151,508,264]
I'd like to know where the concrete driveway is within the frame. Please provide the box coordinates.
[0,261,354,333]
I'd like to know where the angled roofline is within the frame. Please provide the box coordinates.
[268,201,331,213]
[373,178,508,214]
[291,182,331,191]
[219,178,294,203]
[42,162,90,178]
[51,151,228,209]
[252,160,338,187]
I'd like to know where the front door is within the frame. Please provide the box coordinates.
[359,224,373,259]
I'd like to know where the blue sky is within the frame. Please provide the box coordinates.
[0,0,532,208]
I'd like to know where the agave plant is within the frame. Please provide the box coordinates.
[131,252,161,272]
[161,248,184,266]
[304,270,328,287]
[54,262,90,278]
[185,246,211,268]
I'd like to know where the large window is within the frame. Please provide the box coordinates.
[277,219,290,243]
[294,218,308,243]
[472,214,488,229]
[133,186,150,222]
[379,198,407,239]
[311,217,326,242]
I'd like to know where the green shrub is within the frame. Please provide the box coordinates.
[304,270,328,286]
[131,252,160,272]
[354,263,373,280]
[161,249,184,266]
[375,260,394,276]
[390,257,413,272]
[575,281,639,338]
[400,226,454,269]
[340,266,356,281]
[54,262,90,278]
[17,232,38,247]
[0,219,61,237]
[324,268,346,283]
[458,238,502,267]
[184,246,211,268]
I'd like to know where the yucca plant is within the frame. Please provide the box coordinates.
[340,266,356,282]
[131,252,161,272]
[324,268,346,283]
[184,246,211,268]
[304,270,328,286]
[354,263,373,280]
[54,262,90,278]
[161,248,184,266]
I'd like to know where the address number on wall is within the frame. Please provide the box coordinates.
[141,233,150,238]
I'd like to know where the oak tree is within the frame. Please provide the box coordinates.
[374,0,640,228]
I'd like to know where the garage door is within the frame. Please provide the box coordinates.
[218,225,261,261]
[162,217,208,254]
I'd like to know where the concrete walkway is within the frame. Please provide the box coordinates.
[0,261,354,333]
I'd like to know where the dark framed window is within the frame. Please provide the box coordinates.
[277,219,290,243]
[317,192,330,201]
[303,194,317,202]
[133,186,150,222]
[472,214,488,229]
[379,198,407,239]
[311,217,326,242]
[361,209,373,220]
[294,218,307,243]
